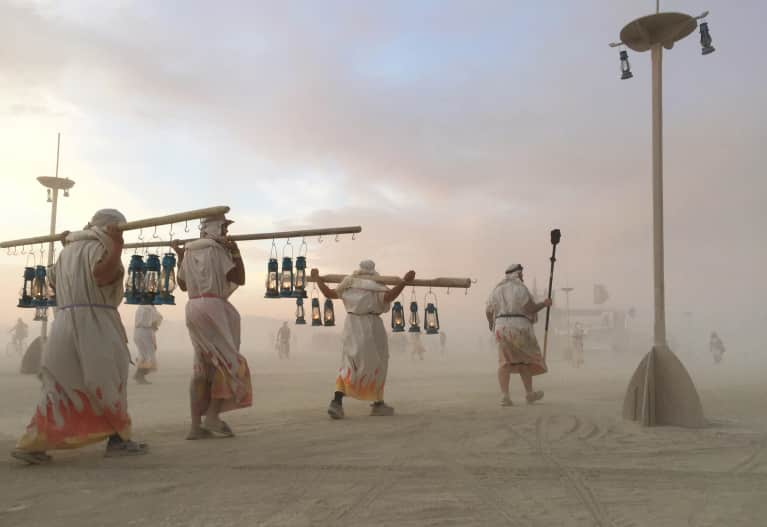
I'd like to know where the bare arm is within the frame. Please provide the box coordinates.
[93,225,124,287]
[223,240,245,286]
[523,297,552,315]
[310,269,339,299]
[383,270,415,303]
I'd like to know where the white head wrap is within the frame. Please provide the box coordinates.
[337,259,386,294]
[86,209,126,229]
[200,215,234,242]
[353,260,379,277]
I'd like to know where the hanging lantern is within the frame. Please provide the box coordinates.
[31,265,48,307]
[619,49,633,80]
[45,265,56,307]
[424,302,440,335]
[155,253,176,305]
[323,298,336,327]
[124,255,146,305]
[143,254,161,305]
[408,290,421,333]
[295,297,306,325]
[311,292,323,327]
[18,266,36,308]
[292,255,308,298]
[391,301,406,332]
[265,257,280,298]
[33,306,48,322]
[280,256,294,297]
[699,22,715,55]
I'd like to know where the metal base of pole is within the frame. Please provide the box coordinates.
[623,345,706,427]
[20,336,45,375]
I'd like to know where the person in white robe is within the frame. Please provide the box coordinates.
[276,322,291,359]
[408,331,427,361]
[12,209,147,464]
[312,261,414,419]
[439,331,447,356]
[133,304,163,384]
[571,323,585,368]
[173,214,251,440]
[710,331,725,364]
[485,264,551,407]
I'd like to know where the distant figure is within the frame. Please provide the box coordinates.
[8,318,28,356]
[313,261,413,420]
[571,323,585,368]
[710,331,725,364]
[133,305,163,384]
[408,331,427,361]
[276,322,291,360]
[439,331,447,356]
[12,209,147,465]
[174,214,252,440]
[486,263,551,407]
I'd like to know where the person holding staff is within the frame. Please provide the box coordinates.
[486,263,551,407]
[312,261,414,419]
[173,214,252,440]
[12,209,147,464]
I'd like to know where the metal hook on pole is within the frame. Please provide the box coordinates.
[318,235,323,244]
[299,238,308,257]
[138,229,144,242]
[335,234,340,243]
[283,239,294,259]
[152,226,159,239]
[184,221,190,233]
[352,233,356,241]
[168,223,175,239]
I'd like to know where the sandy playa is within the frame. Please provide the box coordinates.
[0,344,765,527]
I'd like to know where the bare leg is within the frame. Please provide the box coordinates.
[204,398,224,427]
[518,365,533,394]
[189,378,205,432]
[497,364,512,395]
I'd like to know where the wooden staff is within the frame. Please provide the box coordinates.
[123,225,362,249]
[308,274,471,289]
[0,206,230,249]
[542,229,562,362]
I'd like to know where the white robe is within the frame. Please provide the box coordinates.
[334,277,391,401]
[134,305,163,371]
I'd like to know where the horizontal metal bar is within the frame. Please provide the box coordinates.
[308,274,471,289]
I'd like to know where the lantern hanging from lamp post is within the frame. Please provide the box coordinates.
[619,49,633,80]
[143,254,161,305]
[124,254,146,305]
[424,290,440,335]
[295,297,306,325]
[155,253,176,305]
[391,300,406,332]
[18,266,36,308]
[323,298,336,327]
[408,289,421,333]
[311,287,323,327]
[292,254,308,298]
[699,21,715,55]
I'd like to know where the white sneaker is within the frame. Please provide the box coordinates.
[500,395,513,407]
[526,390,544,404]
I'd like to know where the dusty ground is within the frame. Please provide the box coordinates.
[0,344,765,527]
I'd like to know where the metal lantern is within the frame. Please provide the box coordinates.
[33,305,48,322]
[424,303,440,335]
[143,254,161,305]
[265,257,280,298]
[408,290,421,333]
[31,265,48,307]
[295,297,306,325]
[155,253,176,305]
[124,255,146,305]
[18,266,36,308]
[280,256,294,297]
[699,22,715,55]
[619,49,633,80]
[323,298,336,327]
[45,265,56,307]
[391,301,406,332]
[292,256,308,298]
[311,294,323,327]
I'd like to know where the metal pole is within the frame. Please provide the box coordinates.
[41,133,61,341]
[651,44,667,349]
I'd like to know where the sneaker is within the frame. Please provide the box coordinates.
[500,395,513,407]
[369,402,394,417]
[104,439,149,457]
[526,390,544,404]
[328,400,345,420]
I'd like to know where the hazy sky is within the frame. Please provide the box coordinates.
[1,1,764,351]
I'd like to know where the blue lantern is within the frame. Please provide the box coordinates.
[311,294,323,327]
[18,267,36,308]
[143,254,161,305]
[154,253,176,305]
[31,266,48,307]
[295,297,306,325]
[124,255,145,305]
[292,256,308,298]
[280,256,294,297]
[391,301,405,332]
[265,258,280,298]
[408,290,421,333]
[323,298,336,327]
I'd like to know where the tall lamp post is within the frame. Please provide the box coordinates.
[610,6,714,427]
[25,133,74,361]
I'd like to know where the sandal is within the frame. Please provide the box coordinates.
[201,420,235,437]
[104,439,149,457]
[11,450,52,465]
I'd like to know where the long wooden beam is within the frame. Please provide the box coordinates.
[0,206,229,249]
[308,274,471,289]
[123,225,362,249]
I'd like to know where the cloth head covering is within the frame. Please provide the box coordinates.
[505,263,523,275]
[353,260,379,277]
[200,215,234,242]
[337,260,386,294]
[85,209,126,229]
